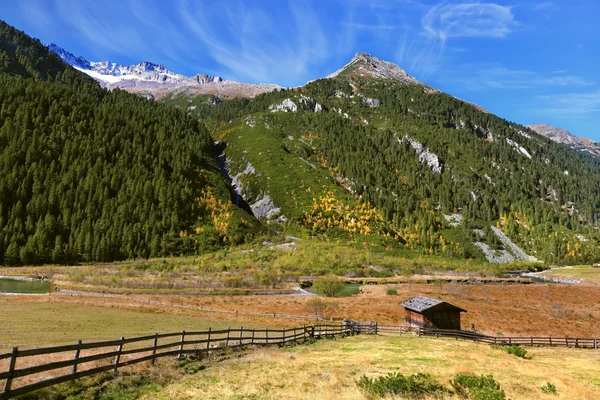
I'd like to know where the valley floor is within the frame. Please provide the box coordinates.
[140,334,600,400]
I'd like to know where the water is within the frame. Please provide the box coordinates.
[0,278,51,294]
[308,284,362,297]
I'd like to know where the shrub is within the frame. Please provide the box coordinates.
[492,344,528,358]
[312,274,345,297]
[356,372,449,399]
[540,382,557,395]
[385,287,398,295]
[451,374,505,400]
[303,297,339,320]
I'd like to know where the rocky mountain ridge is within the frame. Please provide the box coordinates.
[46,43,280,99]
[527,124,600,157]
[327,52,424,86]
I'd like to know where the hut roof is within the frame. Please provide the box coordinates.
[400,296,466,313]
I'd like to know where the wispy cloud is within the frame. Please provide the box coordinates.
[422,3,516,42]
[531,2,555,11]
[177,0,334,84]
[444,64,593,91]
[535,90,600,117]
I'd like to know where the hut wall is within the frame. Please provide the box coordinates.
[404,309,425,329]
[423,306,461,330]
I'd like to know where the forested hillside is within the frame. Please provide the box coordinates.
[182,74,600,264]
[0,21,258,265]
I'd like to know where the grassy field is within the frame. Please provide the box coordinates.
[538,265,600,284]
[0,296,298,354]
[136,335,600,400]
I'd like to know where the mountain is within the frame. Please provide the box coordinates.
[327,52,424,85]
[0,21,259,265]
[527,124,600,157]
[190,53,600,265]
[3,19,600,267]
[46,43,280,99]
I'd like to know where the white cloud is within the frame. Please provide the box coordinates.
[536,90,600,117]
[178,0,331,84]
[531,2,555,11]
[445,64,593,91]
[422,3,515,41]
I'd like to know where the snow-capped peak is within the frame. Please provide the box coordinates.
[46,43,223,88]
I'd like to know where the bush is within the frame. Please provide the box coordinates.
[303,297,339,320]
[312,274,345,297]
[451,374,505,400]
[356,372,449,399]
[385,287,398,295]
[540,382,557,395]
[492,344,528,358]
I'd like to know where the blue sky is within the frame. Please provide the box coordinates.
[2,0,600,140]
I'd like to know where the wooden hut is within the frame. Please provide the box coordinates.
[401,296,466,330]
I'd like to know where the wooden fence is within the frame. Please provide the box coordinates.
[419,328,599,348]
[0,324,352,400]
[368,324,600,349]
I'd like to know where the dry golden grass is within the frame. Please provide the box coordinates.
[141,282,600,337]
[140,335,600,400]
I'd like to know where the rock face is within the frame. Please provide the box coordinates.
[527,124,600,157]
[269,99,298,113]
[327,52,423,85]
[399,136,442,174]
[47,43,280,99]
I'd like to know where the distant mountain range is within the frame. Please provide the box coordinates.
[46,43,280,99]
[527,124,600,158]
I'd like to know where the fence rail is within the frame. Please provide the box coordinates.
[0,324,353,400]
[419,328,599,348]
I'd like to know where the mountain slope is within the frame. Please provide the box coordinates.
[193,57,600,264]
[47,43,280,99]
[527,123,600,157]
[0,21,258,265]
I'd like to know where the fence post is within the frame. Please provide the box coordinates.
[206,327,212,353]
[114,337,124,372]
[239,326,243,346]
[508,337,511,345]
[151,333,158,365]
[549,336,552,346]
[178,331,186,360]
[375,322,378,335]
[565,338,568,347]
[2,347,18,395]
[530,336,533,346]
[251,328,255,345]
[311,325,315,339]
[576,337,579,347]
[225,327,230,347]
[594,338,597,349]
[265,328,269,344]
[71,340,82,374]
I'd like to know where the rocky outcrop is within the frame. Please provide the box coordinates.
[269,99,297,113]
[399,136,442,173]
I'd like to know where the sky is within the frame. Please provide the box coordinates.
[2,0,600,140]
